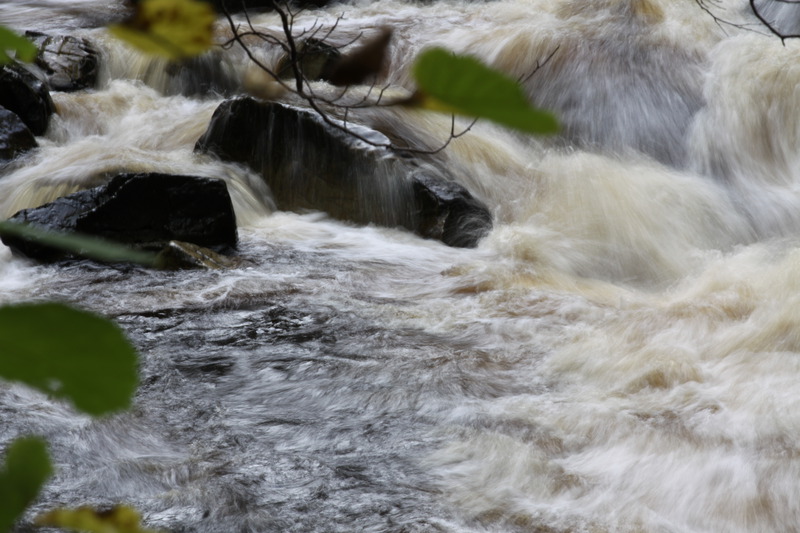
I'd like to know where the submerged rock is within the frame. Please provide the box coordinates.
[156,240,240,270]
[2,173,238,262]
[27,32,100,92]
[0,62,55,136]
[195,97,491,247]
[0,106,37,164]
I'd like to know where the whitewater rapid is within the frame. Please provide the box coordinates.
[3,0,800,531]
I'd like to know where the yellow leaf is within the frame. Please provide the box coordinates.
[35,505,163,533]
[109,0,216,59]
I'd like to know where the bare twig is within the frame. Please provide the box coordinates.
[750,0,800,42]
[215,0,546,155]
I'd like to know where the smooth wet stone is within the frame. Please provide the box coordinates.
[0,61,55,136]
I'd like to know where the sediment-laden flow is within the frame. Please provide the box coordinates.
[3,0,800,531]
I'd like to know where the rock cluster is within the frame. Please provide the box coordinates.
[2,29,493,268]
[1,32,100,165]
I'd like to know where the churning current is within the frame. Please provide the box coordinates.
[3,0,800,531]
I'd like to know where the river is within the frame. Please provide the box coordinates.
[2,0,800,531]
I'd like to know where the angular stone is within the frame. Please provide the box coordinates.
[2,173,238,262]
[195,97,491,247]
[27,33,100,92]
[0,106,37,164]
[0,62,55,136]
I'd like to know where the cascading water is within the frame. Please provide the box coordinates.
[3,0,800,531]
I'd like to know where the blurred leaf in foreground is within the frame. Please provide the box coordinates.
[0,26,37,64]
[0,220,158,267]
[410,47,559,135]
[0,437,53,533]
[36,505,162,533]
[0,302,139,416]
[109,0,216,59]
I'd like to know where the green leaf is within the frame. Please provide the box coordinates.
[0,437,53,533]
[36,505,162,533]
[0,302,139,416]
[0,220,158,267]
[108,0,216,60]
[411,47,559,135]
[0,26,37,64]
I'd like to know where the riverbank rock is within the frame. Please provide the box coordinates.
[26,32,100,92]
[0,106,38,164]
[2,173,237,262]
[195,97,491,247]
[0,62,55,136]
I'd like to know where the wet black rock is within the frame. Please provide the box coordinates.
[2,173,238,262]
[26,33,100,92]
[411,172,493,249]
[195,97,492,247]
[0,106,38,164]
[0,62,55,136]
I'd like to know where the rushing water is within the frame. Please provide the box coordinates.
[3,0,800,531]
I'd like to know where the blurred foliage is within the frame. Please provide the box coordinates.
[0,221,159,268]
[109,0,216,59]
[0,302,141,532]
[0,437,52,533]
[411,47,558,135]
[0,26,37,64]
[0,302,139,416]
[37,505,162,533]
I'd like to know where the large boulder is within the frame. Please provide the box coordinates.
[0,106,37,164]
[27,32,100,92]
[2,173,237,262]
[195,97,491,247]
[0,62,55,136]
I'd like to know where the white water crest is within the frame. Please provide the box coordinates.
[3,0,800,531]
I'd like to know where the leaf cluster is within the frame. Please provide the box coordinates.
[0,301,148,532]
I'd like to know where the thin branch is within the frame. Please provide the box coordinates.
[693,0,764,35]
[217,1,538,155]
[521,45,560,84]
[750,0,800,42]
